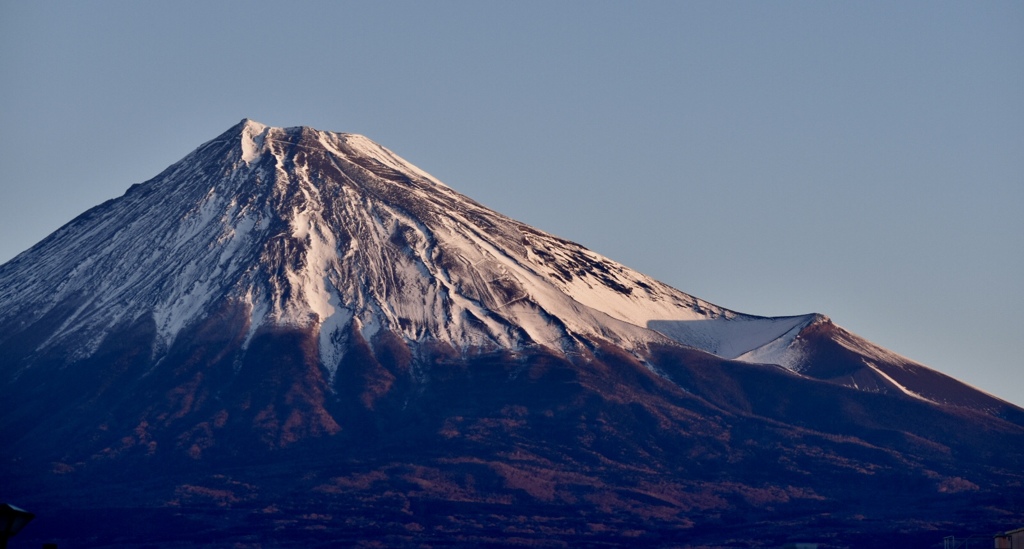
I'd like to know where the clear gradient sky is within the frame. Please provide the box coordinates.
[1,1,1021,406]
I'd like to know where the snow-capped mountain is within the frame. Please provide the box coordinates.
[1,119,815,370]
[2,120,1021,547]
[0,120,995,409]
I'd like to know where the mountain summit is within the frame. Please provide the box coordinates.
[2,120,1022,547]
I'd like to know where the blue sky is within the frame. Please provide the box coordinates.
[1,1,1021,406]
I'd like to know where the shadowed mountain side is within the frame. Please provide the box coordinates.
[4,319,1024,547]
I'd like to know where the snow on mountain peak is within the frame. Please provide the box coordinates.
[0,121,823,374]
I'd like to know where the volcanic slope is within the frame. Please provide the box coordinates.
[1,120,1021,548]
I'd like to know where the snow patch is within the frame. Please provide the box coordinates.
[651,314,816,360]
[240,120,270,164]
